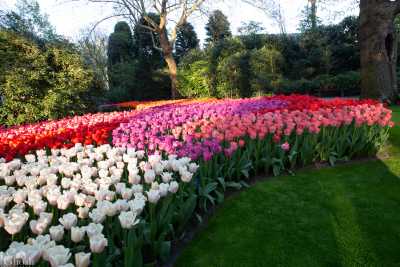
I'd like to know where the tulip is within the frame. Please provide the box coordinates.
[44,245,71,267]
[89,234,108,253]
[59,213,77,230]
[75,252,91,267]
[118,211,139,229]
[71,227,86,243]
[144,169,156,184]
[147,189,161,204]
[77,207,89,219]
[49,225,64,242]
[85,223,104,238]
[168,181,179,194]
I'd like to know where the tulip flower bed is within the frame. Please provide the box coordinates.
[0,95,394,267]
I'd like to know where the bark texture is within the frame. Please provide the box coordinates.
[159,30,178,99]
[360,0,400,102]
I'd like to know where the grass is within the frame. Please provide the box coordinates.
[176,106,400,267]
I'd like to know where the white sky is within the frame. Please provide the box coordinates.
[1,0,359,43]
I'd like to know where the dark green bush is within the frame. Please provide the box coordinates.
[274,71,360,97]
[0,30,92,126]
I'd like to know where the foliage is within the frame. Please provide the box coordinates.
[205,10,232,46]
[107,21,140,102]
[77,28,109,106]
[0,30,92,126]
[215,51,252,98]
[0,0,71,47]
[249,45,283,94]
[133,14,164,69]
[175,22,199,62]
[178,51,210,98]
[274,71,361,96]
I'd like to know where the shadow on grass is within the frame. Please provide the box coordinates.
[175,160,400,267]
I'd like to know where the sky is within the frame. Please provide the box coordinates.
[1,0,359,43]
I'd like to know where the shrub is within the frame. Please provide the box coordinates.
[178,60,211,98]
[0,30,92,126]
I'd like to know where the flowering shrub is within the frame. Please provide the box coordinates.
[0,95,394,266]
[0,144,198,266]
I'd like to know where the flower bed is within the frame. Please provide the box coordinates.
[0,95,394,267]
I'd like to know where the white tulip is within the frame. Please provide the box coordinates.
[71,227,86,243]
[118,211,139,229]
[147,189,160,204]
[85,223,103,238]
[49,225,64,242]
[25,154,36,163]
[189,163,199,173]
[89,208,106,223]
[128,173,141,184]
[44,245,71,267]
[77,207,89,219]
[89,234,108,253]
[121,188,133,200]
[168,181,179,194]
[159,183,169,197]
[59,213,77,230]
[32,200,47,215]
[75,252,90,267]
[128,198,146,214]
[57,194,71,210]
[144,169,156,184]
[74,193,86,207]
[161,172,173,183]
[114,199,129,211]
[3,211,29,235]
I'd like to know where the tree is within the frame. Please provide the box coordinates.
[249,45,283,94]
[133,13,164,69]
[0,0,66,46]
[83,0,207,99]
[107,21,136,97]
[175,22,199,61]
[242,0,286,35]
[0,30,92,125]
[108,21,135,66]
[359,0,400,102]
[78,28,109,92]
[205,10,232,45]
[298,0,321,31]
[77,28,109,108]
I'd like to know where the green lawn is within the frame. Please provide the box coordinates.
[176,107,400,267]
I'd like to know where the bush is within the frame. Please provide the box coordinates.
[178,60,211,98]
[0,31,93,126]
[274,71,360,96]
[249,45,283,94]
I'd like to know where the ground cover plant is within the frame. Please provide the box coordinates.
[0,95,394,267]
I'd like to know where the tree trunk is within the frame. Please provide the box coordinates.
[159,30,178,99]
[360,0,399,102]
[309,0,317,30]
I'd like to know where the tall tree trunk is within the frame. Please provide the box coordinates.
[309,0,317,30]
[159,30,178,99]
[360,0,399,102]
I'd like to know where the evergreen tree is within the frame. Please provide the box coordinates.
[205,10,231,45]
[175,22,199,62]
[133,13,164,69]
[107,21,136,99]
[107,21,134,66]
